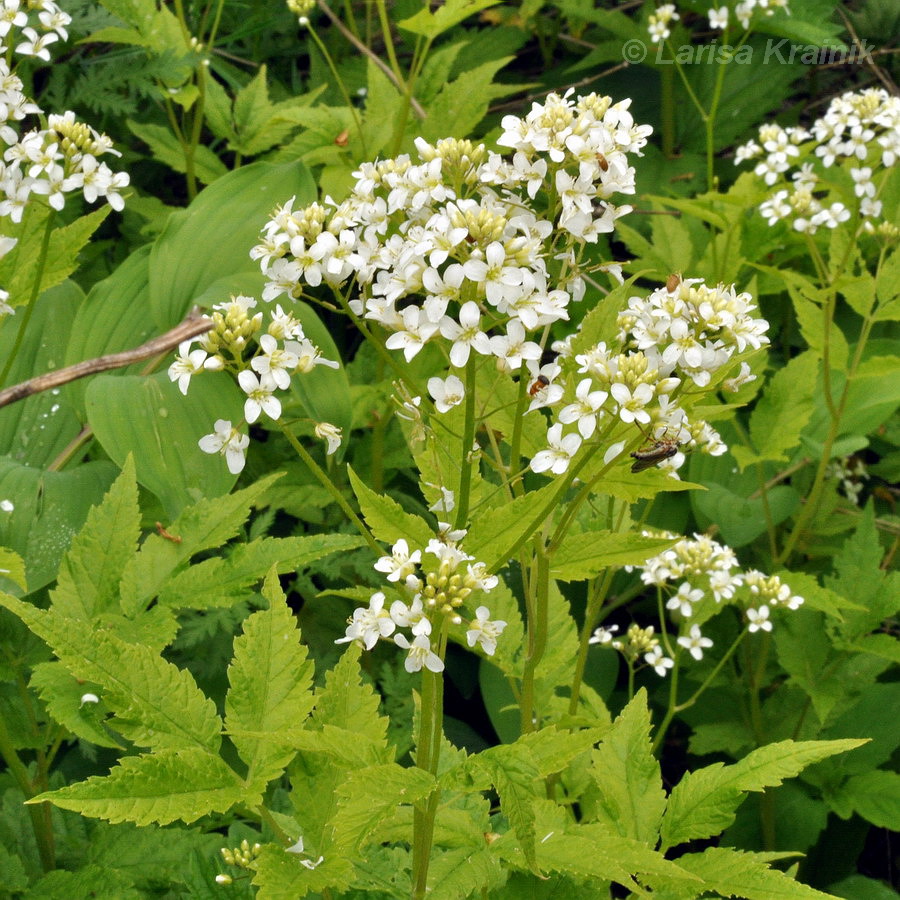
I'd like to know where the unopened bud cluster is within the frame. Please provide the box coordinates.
[220,839,261,869]
[336,525,506,672]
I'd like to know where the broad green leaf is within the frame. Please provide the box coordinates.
[251,844,354,899]
[425,846,503,899]
[475,743,542,868]
[127,120,227,186]
[0,546,26,593]
[692,482,800,548]
[31,748,245,826]
[85,370,243,519]
[528,801,701,888]
[27,865,141,899]
[773,570,863,620]
[0,594,222,753]
[519,726,603,777]
[674,846,841,899]
[398,0,498,39]
[0,458,118,593]
[95,0,188,57]
[331,762,435,851]
[147,160,316,329]
[732,352,818,468]
[838,272,877,319]
[347,465,432,548]
[0,208,108,310]
[63,245,156,415]
[465,480,558,572]
[830,770,900,829]
[787,283,849,371]
[660,738,866,849]
[550,530,677,581]
[0,282,85,468]
[225,572,316,785]
[119,473,283,613]
[52,456,140,621]
[158,534,364,609]
[30,661,122,749]
[589,690,666,843]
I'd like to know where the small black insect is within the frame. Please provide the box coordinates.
[630,439,680,473]
[528,374,550,396]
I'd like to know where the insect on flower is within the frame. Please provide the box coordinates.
[630,438,681,472]
[665,272,682,292]
[596,152,610,172]
[528,374,550,396]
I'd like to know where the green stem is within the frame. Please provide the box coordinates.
[506,364,530,498]
[454,355,477,530]
[519,548,550,734]
[0,209,55,388]
[411,618,448,899]
[0,714,54,871]
[568,566,617,716]
[276,422,381,555]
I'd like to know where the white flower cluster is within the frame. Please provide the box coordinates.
[0,0,71,61]
[707,0,789,31]
[736,88,899,235]
[251,89,649,375]
[167,295,339,473]
[592,533,804,677]
[648,4,679,43]
[529,274,764,478]
[336,534,506,672]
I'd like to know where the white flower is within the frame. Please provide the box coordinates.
[394,633,444,673]
[168,342,208,395]
[374,538,422,582]
[558,378,608,439]
[747,605,773,633]
[667,582,703,617]
[439,300,491,368]
[489,318,542,371]
[251,334,299,390]
[198,420,249,474]
[79,693,100,707]
[335,592,395,649]
[427,374,465,413]
[645,647,674,677]
[530,423,582,475]
[238,370,281,423]
[610,382,654,425]
[466,606,507,656]
[708,5,728,28]
[389,595,431,635]
[314,421,342,455]
[589,624,619,645]
[285,835,324,869]
[677,625,713,660]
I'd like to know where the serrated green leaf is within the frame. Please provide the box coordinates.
[251,844,354,900]
[674,846,838,899]
[30,661,123,749]
[661,738,866,849]
[225,572,316,784]
[127,119,227,185]
[733,352,818,467]
[475,743,542,868]
[692,482,800,548]
[831,770,900,829]
[158,533,364,609]
[465,480,558,572]
[347,465,432,548]
[0,594,222,752]
[331,762,435,851]
[518,726,602,776]
[119,473,283,614]
[52,456,140,620]
[31,748,244,826]
[398,0,498,38]
[589,690,665,843]
[550,531,677,581]
[28,864,142,899]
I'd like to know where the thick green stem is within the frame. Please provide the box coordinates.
[453,355,477,529]
[411,620,448,899]
[519,549,550,734]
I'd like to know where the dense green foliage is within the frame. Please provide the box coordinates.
[0,1,897,898]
